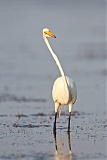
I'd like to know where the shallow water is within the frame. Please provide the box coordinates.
[0,0,106,160]
[0,110,106,160]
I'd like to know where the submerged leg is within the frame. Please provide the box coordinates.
[68,104,73,131]
[67,129,72,154]
[53,124,58,154]
[53,103,59,131]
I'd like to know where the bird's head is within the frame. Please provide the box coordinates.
[43,28,56,38]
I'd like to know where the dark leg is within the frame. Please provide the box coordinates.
[53,112,57,132]
[68,112,71,132]
[53,125,58,152]
[67,129,72,153]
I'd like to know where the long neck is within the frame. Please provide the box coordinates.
[44,36,69,100]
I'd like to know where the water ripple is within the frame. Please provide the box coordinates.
[0,93,46,103]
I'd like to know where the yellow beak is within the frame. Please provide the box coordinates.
[45,31,56,38]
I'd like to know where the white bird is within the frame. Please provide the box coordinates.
[43,28,77,131]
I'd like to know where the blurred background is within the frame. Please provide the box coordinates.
[0,1,106,159]
[0,0,106,114]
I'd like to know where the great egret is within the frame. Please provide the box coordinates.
[43,28,77,131]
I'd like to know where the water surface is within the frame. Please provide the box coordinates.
[0,0,106,159]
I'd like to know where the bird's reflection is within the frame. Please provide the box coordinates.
[53,130,76,160]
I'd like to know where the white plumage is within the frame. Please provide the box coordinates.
[52,76,77,105]
[43,28,77,131]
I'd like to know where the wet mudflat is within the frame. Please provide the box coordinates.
[0,104,106,160]
[0,0,106,159]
